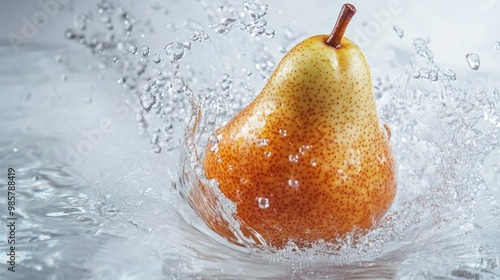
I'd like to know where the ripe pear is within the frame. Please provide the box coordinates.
[199,4,396,248]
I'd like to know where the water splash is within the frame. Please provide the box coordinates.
[50,0,500,278]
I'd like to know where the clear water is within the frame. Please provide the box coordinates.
[1,1,500,279]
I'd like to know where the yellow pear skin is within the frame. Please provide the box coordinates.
[199,4,397,249]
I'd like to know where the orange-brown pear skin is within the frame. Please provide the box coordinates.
[201,35,397,248]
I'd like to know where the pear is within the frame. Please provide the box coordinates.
[199,3,396,248]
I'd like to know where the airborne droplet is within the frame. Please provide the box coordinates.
[494,41,500,50]
[443,69,456,80]
[141,46,150,56]
[164,41,185,62]
[152,54,162,63]
[393,25,404,38]
[128,45,138,54]
[466,53,480,70]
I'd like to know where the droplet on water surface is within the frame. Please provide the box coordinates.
[257,197,270,209]
[466,53,480,70]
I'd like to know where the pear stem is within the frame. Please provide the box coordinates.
[326,3,356,48]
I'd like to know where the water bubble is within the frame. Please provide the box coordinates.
[54,54,64,63]
[411,69,421,78]
[64,29,76,39]
[221,74,232,91]
[240,178,248,184]
[466,53,480,70]
[248,20,267,36]
[152,145,161,153]
[289,154,299,163]
[443,69,457,80]
[150,132,159,144]
[288,179,300,188]
[152,54,162,63]
[257,197,270,209]
[413,38,428,48]
[123,20,133,32]
[429,70,438,81]
[244,2,268,20]
[141,46,150,56]
[13,147,18,152]
[164,41,185,62]
[190,30,209,42]
[140,93,156,112]
[256,138,269,146]
[393,25,404,38]
[117,76,126,84]
[492,90,500,102]
[264,151,272,157]
[494,41,500,50]
[310,159,317,167]
[490,207,500,216]
[182,42,192,50]
[419,68,430,79]
[299,145,311,155]
[172,77,186,92]
[279,129,287,137]
[112,56,119,63]
[265,29,275,38]
[210,18,237,35]
[128,45,137,54]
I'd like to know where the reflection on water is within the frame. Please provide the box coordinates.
[0,0,500,279]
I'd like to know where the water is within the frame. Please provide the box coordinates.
[1,1,500,279]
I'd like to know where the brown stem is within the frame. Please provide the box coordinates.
[326,3,356,48]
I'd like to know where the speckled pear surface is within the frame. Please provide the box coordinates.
[201,35,397,248]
